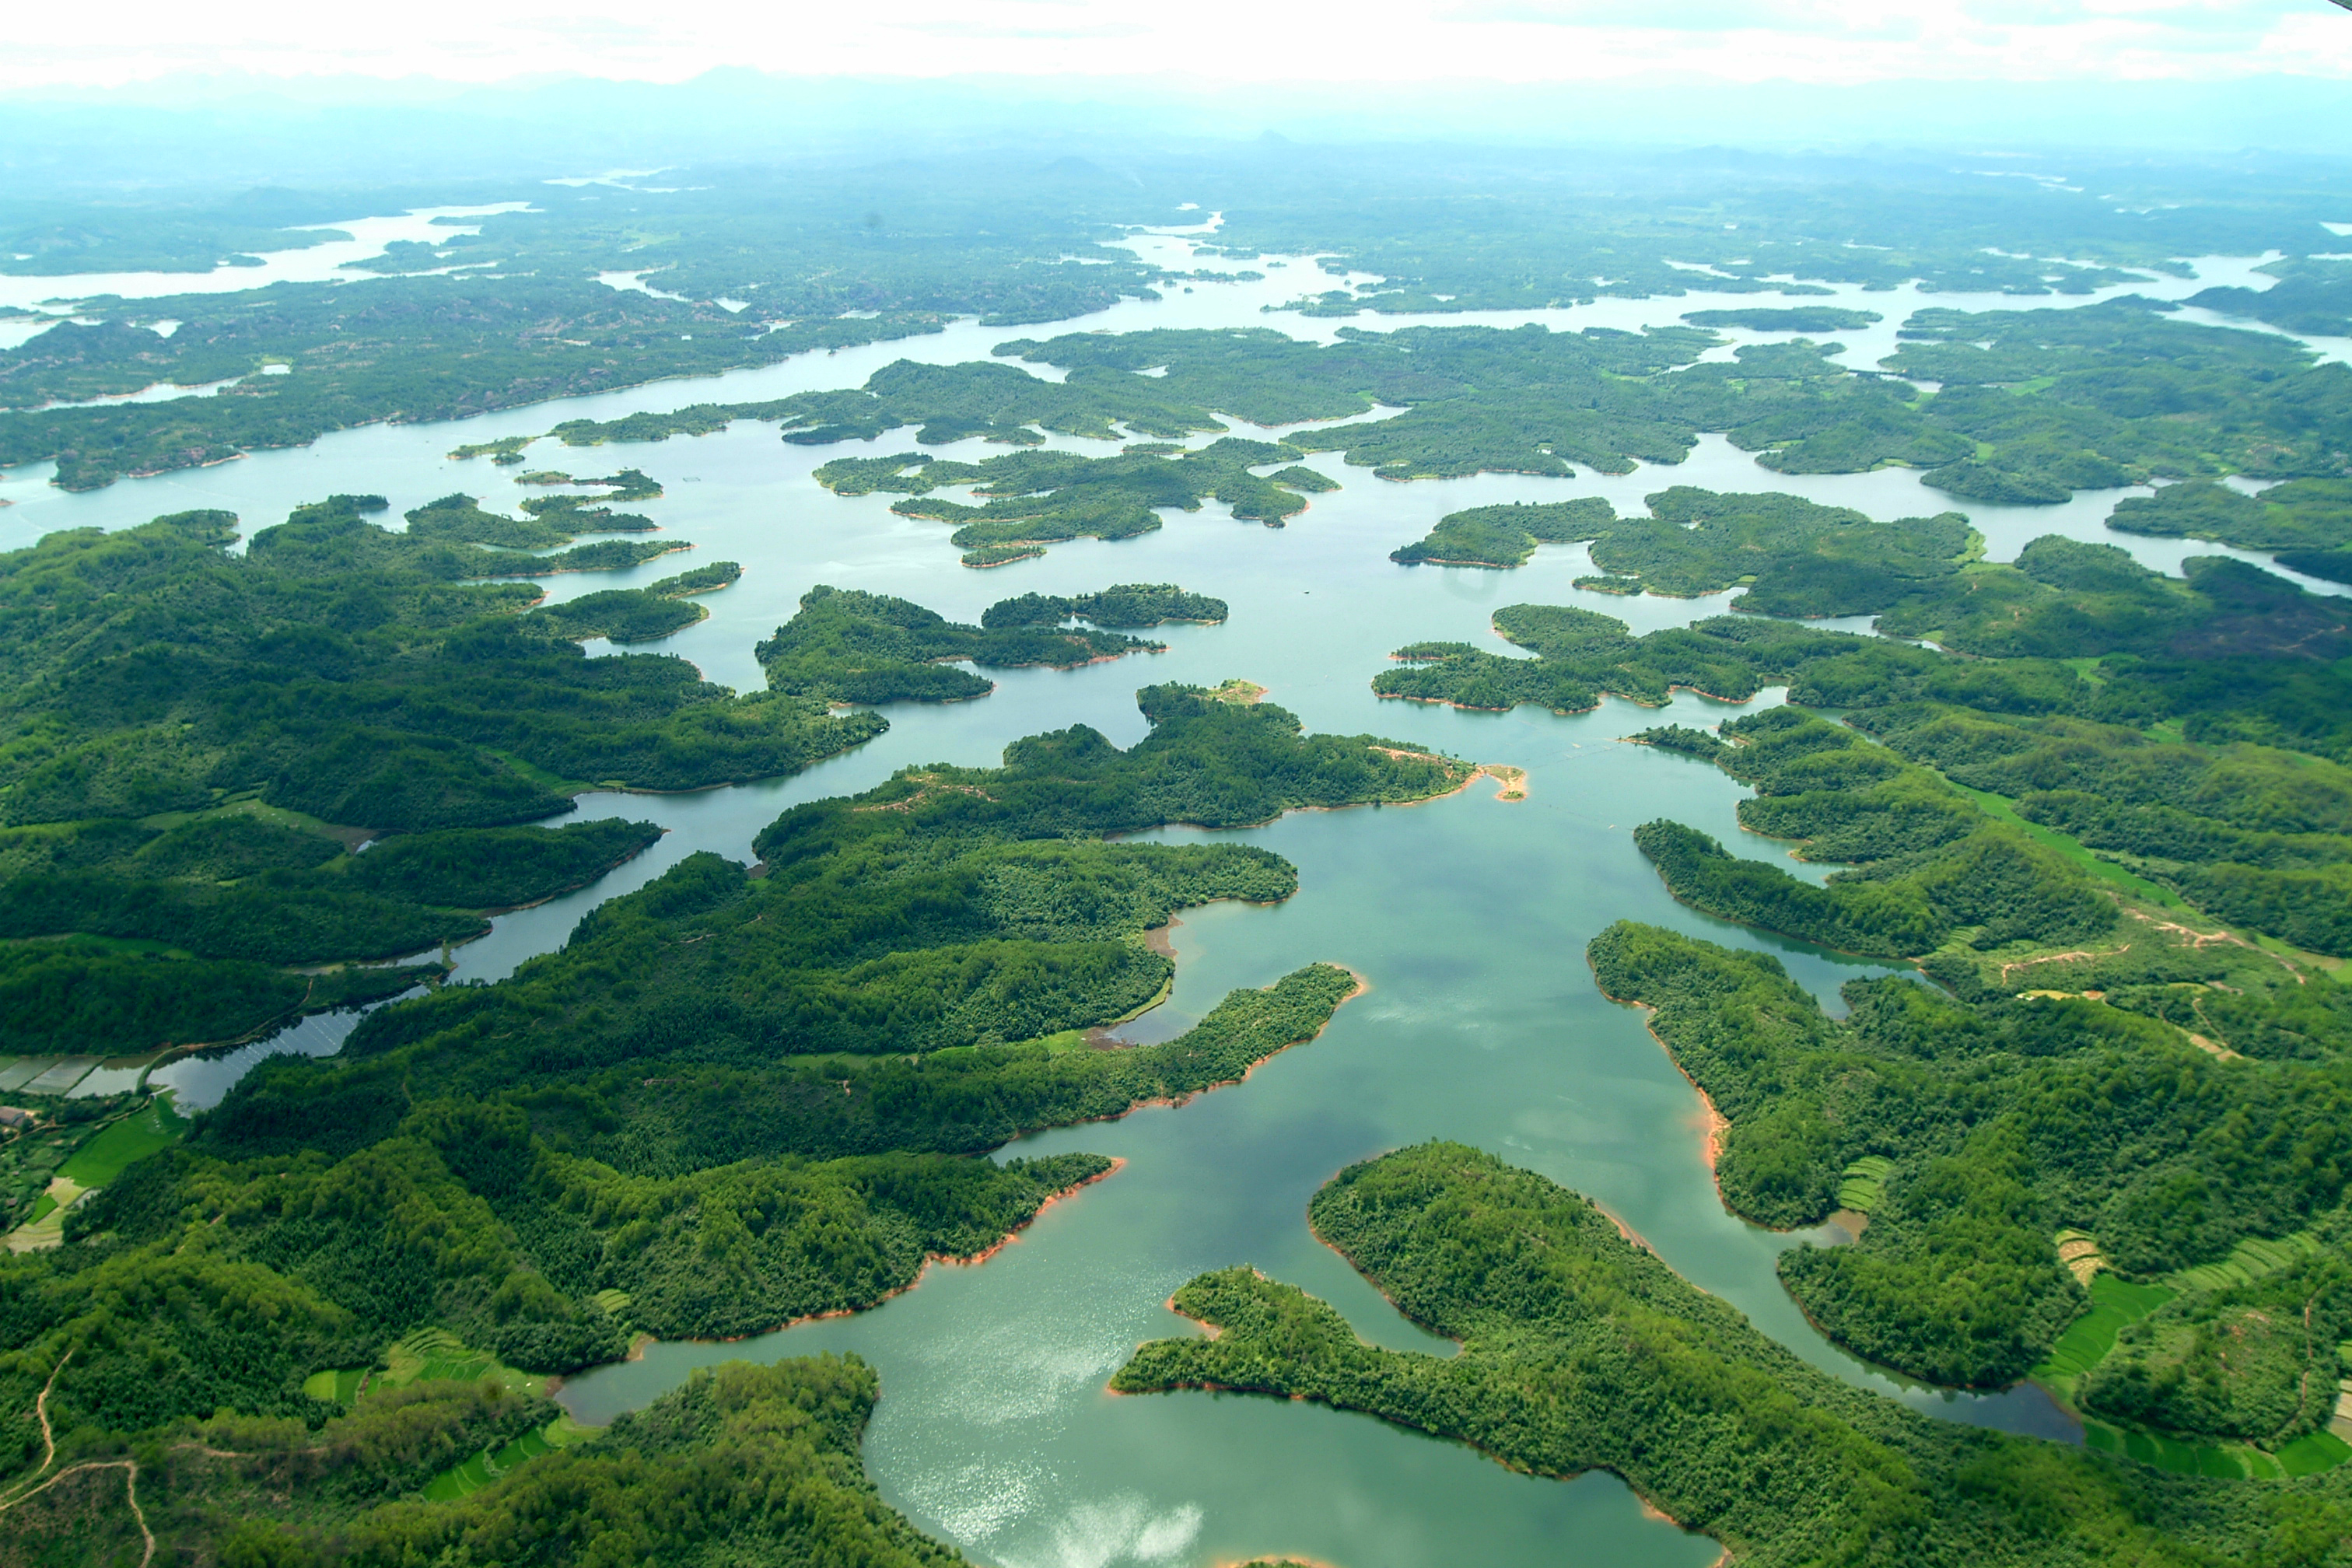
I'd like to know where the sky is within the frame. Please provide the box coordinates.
[12,0,2352,89]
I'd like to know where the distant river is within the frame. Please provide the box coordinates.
[18,222,2298,1568]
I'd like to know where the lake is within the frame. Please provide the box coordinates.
[14,220,2286,1567]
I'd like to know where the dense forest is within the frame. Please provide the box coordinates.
[0,498,871,1054]
[1388,487,1975,615]
[0,1354,975,1568]
[754,583,1174,704]
[979,583,1228,628]
[814,437,1332,566]
[1114,1143,2352,1567]
[0,674,1452,1554]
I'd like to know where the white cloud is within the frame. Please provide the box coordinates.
[5,0,2348,86]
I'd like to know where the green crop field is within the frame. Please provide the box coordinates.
[58,1094,188,1188]
[2031,1274,2174,1393]
[1835,1155,1895,1213]
[422,1419,579,1501]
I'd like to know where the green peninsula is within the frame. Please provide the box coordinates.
[1683,306,1884,331]
[1116,1144,2352,1567]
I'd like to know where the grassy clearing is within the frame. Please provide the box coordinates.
[476,748,595,797]
[1006,1028,1090,1055]
[300,1367,369,1405]
[1948,782,2192,912]
[421,1415,594,1502]
[58,1095,188,1188]
[2083,1420,2303,1479]
[381,1327,544,1397]
[2166,1228,2325,1294]
[2278,1430,2352,1477]
[2034,1273,2175,1398]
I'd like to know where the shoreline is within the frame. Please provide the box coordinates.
[625,1157,1129,1350]
[1132,1289,1731,1564]
[1588,974,1732,1204]
[1064,968,1370,1125]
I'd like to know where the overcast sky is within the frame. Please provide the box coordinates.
[14,0,2352,89]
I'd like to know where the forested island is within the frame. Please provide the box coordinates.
[754,581,1223,702]
[813,439,1329,565]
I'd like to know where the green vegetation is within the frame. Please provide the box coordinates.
[347,820,665,910]
[1629,712,2115,961]
[0,157,1209,489]
[0,279,952,491]
[647,560,743,597]
[449,436,534,464]
[1588,914,2352,1391]
[754,585,1168,705]
[1599,489,1976,611]
[0,199,350,276]
[529,558,744,645]
[2079,1237,2352,1447]
[529,588,706,644]
[1390,488,1975,614]
[1,1354,973,1568]
[518,467,663,502]
[0,501,880,1051]
[2037,1274,2179,1399]
[1375,603,1858,716]
[549,402,799,448]
[0,938,431,1062]
[1370,474,2352,1461]
[1683,307,1884,331]
[1834,702,2352,956]
[816,438,1332,566]
[2189,258,2352,338]
[2109,479,2352,553]
[1389,499,1615,568]
[0,869,488,965]
[0,681,1449,1502]
[1116,1143,2352,1568]
[979,583,1227,628]
[769,299,2351,522]
[53,1097,189,1189]
[1876,300,2347,502]
[0,1094,153,1232]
